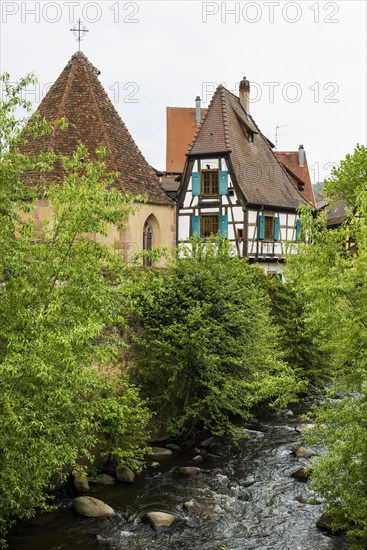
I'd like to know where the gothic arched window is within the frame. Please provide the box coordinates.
[143,220,153,267]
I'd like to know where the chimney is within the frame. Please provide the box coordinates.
[195,96,201,124]
[298,144,305,167]
[239,76,250,113]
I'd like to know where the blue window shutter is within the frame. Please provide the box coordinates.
[259,215,265,240]
[219,171,228,195]
[192,172,200,196]
[274,217,280,241]
[295,219,302,240]
[191,215,201,237]
[219,215,228,237]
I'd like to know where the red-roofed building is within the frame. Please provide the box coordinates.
[274,148,315,206]
[166,101,206,173]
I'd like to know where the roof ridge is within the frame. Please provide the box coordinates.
[49,59,76,151]
[220,86,231,151]
[78,54,170,194]
[80,55,118,172]
[166,106,206,111]
[187,85,224,154]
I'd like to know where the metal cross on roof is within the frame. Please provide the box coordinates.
[70,19,89,51]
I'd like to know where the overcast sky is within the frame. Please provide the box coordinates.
[1,0,366,181]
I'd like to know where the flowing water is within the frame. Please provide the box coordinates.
[9,404,350,550]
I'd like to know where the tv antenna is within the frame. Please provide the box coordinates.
[275,125,288,150]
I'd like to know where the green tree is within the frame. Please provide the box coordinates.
[265,276,331,386]
[0,75,150,546]
[127,238,304,442]
[285,145,367,542]
[325,143,367,206]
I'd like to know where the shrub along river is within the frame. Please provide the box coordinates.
[9,402,350,550]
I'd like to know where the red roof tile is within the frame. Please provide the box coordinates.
[166,107,206,172]
[275,151,315,206]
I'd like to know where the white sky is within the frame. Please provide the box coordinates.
[1,0,366,182]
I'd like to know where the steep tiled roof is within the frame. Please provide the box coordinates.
[189,87,231,156]
[20,52,172,205]
[275,151,315,206]
[187,85,309,210]
[160,173,181,192]
[326,199,349,226]
[166,107,206,172]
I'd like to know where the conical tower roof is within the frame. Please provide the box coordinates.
[20,51,171,205]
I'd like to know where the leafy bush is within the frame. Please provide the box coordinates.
[127,238,303,442]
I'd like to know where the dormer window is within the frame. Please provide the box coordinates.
[201,169,219,196]
[248,131,254,143]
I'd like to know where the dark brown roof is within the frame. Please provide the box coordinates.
[275,151,315,206]
[187,85,309,210]
[326,200,349,226]
[20,52,172,205]
[160,173,181,192]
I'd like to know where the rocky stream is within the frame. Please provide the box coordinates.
[9,402,351,550]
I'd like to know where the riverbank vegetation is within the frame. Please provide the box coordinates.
[282,144,367,543]
[0,75,150,546]
[126,237,304,442]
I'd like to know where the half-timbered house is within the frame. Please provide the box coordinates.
[177,77,314,274]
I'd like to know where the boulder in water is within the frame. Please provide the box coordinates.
[143,511,176,530]
[192,454,204,463]
[93,474,116,486]
[295,423,314,433]
[293,446,316,458]
[73,496,115,517]
[178,466,205,476]
[291,466,312,481]
[115,466,135,483]
[183,499,223,517]
[165,443,182,451]
[73,472,89,493]
[316,512,334,531]
[200,436,214,447]
[148,446,173,458]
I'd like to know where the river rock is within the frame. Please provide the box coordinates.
[178,466,206,476]
[291,466,312,481]
[148,446,173,458]
[148,430,170,444]
[165,443,182,451]
[183,499,222,517]
[94,474,115,486]
[241,475,256,487]
[295,423,314,434]
[73,472,89,493]
[143,511,176,530]
[73,496,115,517]
[200,436,214,447]
[115,466,135,483]
[316,512,334,531]
[192,454,204,463]
[293,446,315,459]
